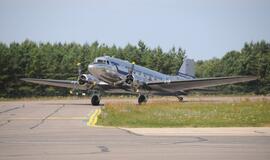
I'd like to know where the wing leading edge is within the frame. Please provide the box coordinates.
[21,78,136,94]
[146,76,257,92]
[21,78,88,90]
[22,76,257,95]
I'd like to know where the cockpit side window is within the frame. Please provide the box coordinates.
[97,59,105,63]
[94,58,106,64]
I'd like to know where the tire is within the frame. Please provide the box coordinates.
[178,97,184,102]
[91,95,100,106]
[138,95,147,104]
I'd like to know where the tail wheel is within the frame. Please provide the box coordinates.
[138,95,147,104]
[91,95,100,106]
[177,96,184,102]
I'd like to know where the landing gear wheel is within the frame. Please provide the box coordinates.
[91,95,100,106]
[138,95,147,105]
[177,96,184,102]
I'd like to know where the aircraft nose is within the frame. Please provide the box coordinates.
[88,63,116,75]
[88,64,97,73]
[88,64,106,74]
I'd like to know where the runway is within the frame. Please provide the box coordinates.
[0,97,270,160]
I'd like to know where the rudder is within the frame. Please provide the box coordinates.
[177,59,195,79]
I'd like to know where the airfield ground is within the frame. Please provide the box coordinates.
[98,97,270,127]
[0,96,270,159]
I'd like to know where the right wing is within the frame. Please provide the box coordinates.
[146,76,257,93]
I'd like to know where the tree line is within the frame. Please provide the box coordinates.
[196,41,270,94]
[0,40,269,98]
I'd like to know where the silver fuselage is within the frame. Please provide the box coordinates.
[21,56,256,97]
[88,56,188,85]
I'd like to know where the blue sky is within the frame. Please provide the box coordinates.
[0,0,270,60]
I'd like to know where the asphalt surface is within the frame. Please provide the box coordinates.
[0,97,270,160]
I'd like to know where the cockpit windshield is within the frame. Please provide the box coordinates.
[94,58,110,64]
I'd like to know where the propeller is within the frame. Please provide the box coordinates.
[113,61,135,86]
[77,62,88,85]
[77,62,83,84]
[69,62,82,94]
[129,62,135,74]
[125,62,135,84]
[77,62,82,76]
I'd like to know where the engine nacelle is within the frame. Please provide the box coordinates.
[78,74,97,85]
[125,74,134,84]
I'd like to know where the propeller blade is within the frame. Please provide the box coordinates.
[129,62,135,74]
[113,61,136,86]
[113,79,126,86]
[77,62,82,76]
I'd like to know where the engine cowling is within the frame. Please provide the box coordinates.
[78,74,97,85]
[125,74,134,84]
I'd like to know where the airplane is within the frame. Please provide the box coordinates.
[21,56,257,105]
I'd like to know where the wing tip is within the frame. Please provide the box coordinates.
[242,75,258,81]
[20,78,36,82]
[20,78,29,81]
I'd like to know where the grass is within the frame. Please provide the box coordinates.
[97,99,270,127]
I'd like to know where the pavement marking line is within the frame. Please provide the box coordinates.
[92,109,101,125]
[48,116,88,120]
[122,127,270,136]
[87,109,101,127]
[87,110,95,117]
[87,109,99,127]
[0,117,88,120]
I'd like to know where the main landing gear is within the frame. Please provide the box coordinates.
[138,94,148,105]
[91,94,100,106]
[176,96,184,102]
[90,90,101,106]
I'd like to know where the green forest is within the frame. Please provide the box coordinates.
[0,40,269,98]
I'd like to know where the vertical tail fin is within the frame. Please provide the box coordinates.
[177,59,195,79]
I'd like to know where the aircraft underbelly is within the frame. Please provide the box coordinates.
[99,73,119,83]
[91,67,121,84]
[149,84,181,94]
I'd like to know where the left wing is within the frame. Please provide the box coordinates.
[146,76,257,93]
[21,78,109,90]
[21,78,86,90]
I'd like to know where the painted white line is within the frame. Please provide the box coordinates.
[122,127,270,136]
